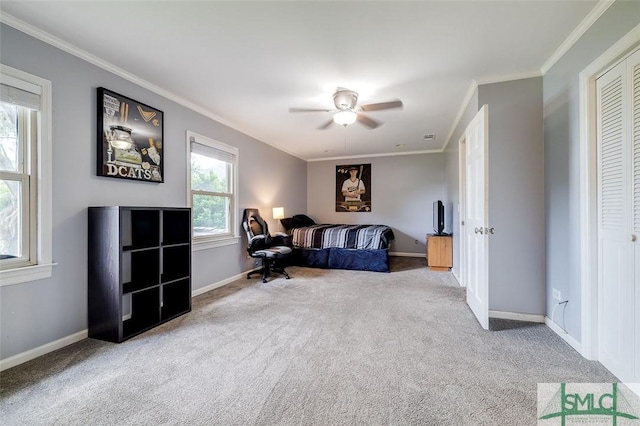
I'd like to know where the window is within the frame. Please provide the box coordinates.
[0,64,53,286]
[0,104,36,266]
[187,131,239,249]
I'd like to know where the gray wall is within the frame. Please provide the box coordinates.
[444,77,545,316]
[478,77,545,314]
[307,153,445,254]
[0,24,307,360]
[543,1,640,338]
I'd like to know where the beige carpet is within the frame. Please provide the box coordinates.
[0,258,616,425]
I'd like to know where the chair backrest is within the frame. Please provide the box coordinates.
[242,208,271,243]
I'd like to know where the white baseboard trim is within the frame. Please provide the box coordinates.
[390,252,424,257]
[545,316,582,354]
[452,271,462,286]
[0,329,88,372]
[489,310,545,323]
[192,268,259,297]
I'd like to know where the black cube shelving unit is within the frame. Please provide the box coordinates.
[88,206,191,343]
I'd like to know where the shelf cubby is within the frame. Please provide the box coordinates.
[162,279,191,321]
[123,287,161,339]
[161,245,190,283]
[163,209,191,245]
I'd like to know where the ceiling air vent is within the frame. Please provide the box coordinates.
[423,133,436,141]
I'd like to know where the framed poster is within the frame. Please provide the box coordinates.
[335,163,371,212]
[97,87,164,182]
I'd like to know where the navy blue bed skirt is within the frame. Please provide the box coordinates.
[291,248,390,272]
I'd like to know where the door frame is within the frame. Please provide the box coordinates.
[458,135,467,287]
[579,24,640,361]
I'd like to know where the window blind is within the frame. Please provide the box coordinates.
[0,77,41,111]
[190,136,236,164]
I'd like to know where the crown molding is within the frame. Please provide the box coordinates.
[441,80,478,152]
[307,149,441,162]
[0,12,306,162]
[540,0,615,75]
[474,70,542,86]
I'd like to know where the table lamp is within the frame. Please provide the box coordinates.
[272,207,284,232]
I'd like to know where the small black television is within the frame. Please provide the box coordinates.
[433,200,445,235]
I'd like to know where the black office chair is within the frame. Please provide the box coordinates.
[242,208,292,283]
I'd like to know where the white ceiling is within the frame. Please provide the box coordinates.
[1,1,599,161]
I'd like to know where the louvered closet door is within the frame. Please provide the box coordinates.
[596,48,640,384]
[631,49,640,384]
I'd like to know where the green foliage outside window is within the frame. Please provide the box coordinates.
[191,155,231,236]
[0,103,19,257]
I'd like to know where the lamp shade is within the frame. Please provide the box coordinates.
[272,207,285,220]
[333,110,357,126]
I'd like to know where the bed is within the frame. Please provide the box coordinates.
[281,215,395,272]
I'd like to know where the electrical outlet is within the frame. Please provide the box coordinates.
[552,289,561,302]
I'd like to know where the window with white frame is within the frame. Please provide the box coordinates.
[0,102,36,266]
[0,64,53,285]
[187,131,239,249]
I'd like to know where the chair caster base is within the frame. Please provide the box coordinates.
[247,264,290,283]
[272,266,289,280]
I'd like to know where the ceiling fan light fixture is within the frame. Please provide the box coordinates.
[333,89,358,110]
[333,110,357,126]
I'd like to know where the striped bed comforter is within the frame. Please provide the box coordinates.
[291,224,394,250]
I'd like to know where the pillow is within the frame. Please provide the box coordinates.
[292,214,316,228]
[280,217,295,231]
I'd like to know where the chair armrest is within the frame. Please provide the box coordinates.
[248,235,267,252]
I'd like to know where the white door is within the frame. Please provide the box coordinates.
[596,48,640,384]
[464,105,489,330]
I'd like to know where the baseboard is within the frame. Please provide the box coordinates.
[452,270,462,286]
[0,329,88,372]
[390,252,424,258]
[489,310,545,323]
[192,268,259,297]
[545,316,582,354]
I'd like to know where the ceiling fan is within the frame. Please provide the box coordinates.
[289,88,403,129]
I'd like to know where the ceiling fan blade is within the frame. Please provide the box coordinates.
[359,100,403,112]
[317,119,334,130]
[289,107,333,113]
[357,114,380,129]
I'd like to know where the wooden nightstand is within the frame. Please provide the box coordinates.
[426,234,452,271]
